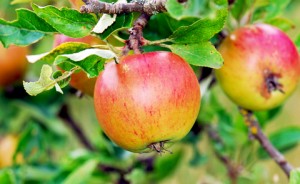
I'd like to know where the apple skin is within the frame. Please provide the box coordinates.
[215,24,300,111]
[54,34,103,96]
[0,45,28,87]
[94,51,201,152]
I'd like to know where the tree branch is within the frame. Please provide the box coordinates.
[58,104,95,151]
[239,108,293,177]
[123,13,151,55]
[80,0,167,15]
[206,125,242,184]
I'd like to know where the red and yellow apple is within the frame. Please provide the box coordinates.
[94,51,201,152]
[215,23,300,111]
[0,45,28,87]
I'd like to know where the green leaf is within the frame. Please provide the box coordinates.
[54,48,116,77]
[165,0,203,20]
[63,159,98,184]
[98,13,133,40]
[93,14,117,33]
[253,0,291,21]
[27,42,90,64]
[0,9,56,47]
[32,4,97,38]
[290,169,300,184]
[167,42,223,68]
[230,0,254,21]
[258,127,300,159]
[168,1,227,44]
[53,70,71,88]
[23,65,58,96]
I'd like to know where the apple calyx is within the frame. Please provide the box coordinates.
[148,141,172,154]
[262,69,284,99]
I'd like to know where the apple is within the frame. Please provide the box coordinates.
[54,34,104,96]
[215,23,300,111]
[93,51,201,153]
[0,45,28,88]
[0,135,23,168]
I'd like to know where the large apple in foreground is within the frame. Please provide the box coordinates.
[94,52,201,153]
[54,34,103,96]
[0,45,28,87]
[215,24,300,111]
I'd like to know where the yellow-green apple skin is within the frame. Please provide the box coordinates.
[0,45,28,87]
[0,135,23,168]
[54,34,104,96]
[215,24,300,111]
[94,52,201,152]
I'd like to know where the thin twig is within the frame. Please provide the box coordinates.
[239,108,294,177]
[58,104,95,151]
[206,125,242,184]
[80,0,167,15]
[123,13,151,55]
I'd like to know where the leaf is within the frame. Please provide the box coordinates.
[258,127,300,159]
[168,1,227,44]
[253,0,292,21]
[266,17,295,31]
[290,169,300,184]
[27,42,90,64]
[167,42,223,68]
[63,159,98,184]
[54,48,116,77]
[230,0,254,21]
[0,9,56,47]
[32,4,97,38]
[98,13,133,40]
[165,0,203,20]
[23,65,58,96]
[92,14,117,33]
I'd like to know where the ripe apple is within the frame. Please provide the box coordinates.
[0,45,28,88]
[215,23,300,111]
[94,51,201,153]
[0,135,23,168]
[54,34,104,96]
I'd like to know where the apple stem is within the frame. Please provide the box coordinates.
[148,141,173,154]
[80,0,167,15]
[240,108,294,178]
[123,13,151,55]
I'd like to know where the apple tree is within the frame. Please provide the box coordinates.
[1,0,300,183]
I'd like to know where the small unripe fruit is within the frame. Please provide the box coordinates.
[215,24,300,111]
[0,45,28,87]
[94,51,201,153]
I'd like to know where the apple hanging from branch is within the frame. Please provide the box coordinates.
[94,52,201,153]
[215,24,300,111]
